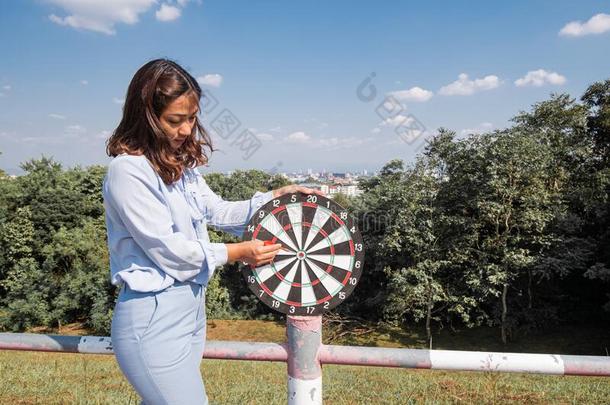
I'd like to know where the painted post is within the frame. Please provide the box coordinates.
[286,315,322,405]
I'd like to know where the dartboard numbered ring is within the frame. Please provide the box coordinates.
[241,192,364,316]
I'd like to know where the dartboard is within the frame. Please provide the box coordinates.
[241,192,364,316]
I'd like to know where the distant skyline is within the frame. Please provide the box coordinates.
[1,1,609,175]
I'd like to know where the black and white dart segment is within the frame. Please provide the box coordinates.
[241,193,364,315]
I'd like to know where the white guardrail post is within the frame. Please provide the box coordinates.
[286,316,323,405]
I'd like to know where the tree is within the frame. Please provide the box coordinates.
[349,159,407,320]
[478,130,560,343]
[41,217,112,333]
[331,192,352,210]
[0,208,52,330]
[0,151,5,178]
[378,159,451,344]
[582,79,610,165]
[581,80,610,310]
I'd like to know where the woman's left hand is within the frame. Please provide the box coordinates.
[272,185,326,198]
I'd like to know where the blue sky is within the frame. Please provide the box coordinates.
[0,1,609,175]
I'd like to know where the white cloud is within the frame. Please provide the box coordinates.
[256,133,274,142]
[0,84,11,97]
[389,86,433,102]
[197,74,223,87]
[515,69,566,87]
[304,117,329,129]
[156,4,181,22]
[66,124,86,133]
[439,73,501,96]
[20,136,63,144]
[559,13,610,37]
[97,130,112,139]
[47,0,156,35]
[316,136,373,150]
[0,131,15,139]
[113,97,125,105]
[380,114,413,127]
[460,122,494,136]
[279,130,374,150]
[80,80,89,85]
[285,131,311,143]
[371,127,381,134]
[48,113,67,120]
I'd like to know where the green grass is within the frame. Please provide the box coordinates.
[0,320,608,404]
[328,322,610,356]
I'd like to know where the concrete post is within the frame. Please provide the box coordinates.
[286,316,322,404]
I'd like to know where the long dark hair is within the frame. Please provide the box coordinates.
[106,58,214,184]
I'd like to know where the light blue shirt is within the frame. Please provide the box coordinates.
[102,154,274,292]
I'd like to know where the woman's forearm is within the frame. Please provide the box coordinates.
[225,242,246,264]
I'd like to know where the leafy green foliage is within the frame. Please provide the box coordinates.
[0,80,609,342]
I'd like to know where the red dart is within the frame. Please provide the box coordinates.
[264,240,275,246]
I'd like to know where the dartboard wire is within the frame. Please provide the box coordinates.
[306,226,351,254]
[305,253,355,281]
[305,258,344,297]
[274,248,297,257]
[266,235,298,258]
[302,203,349,252]
[252,235,298,258]
[270,204,301,251]
[306,238,356,256]
[307,256,353,286]
[302,260,335,305]
[268,254,345,289]
[307,254,355,274]
[302,223,328,253]
[254,256,298,283]
[303,205,332,251]
[256,262,301,306]
[252,224,298,256]
[259,211,299,252]
[290,223,305,251]
[285,203,304,250]
[305,224,336,266]
[329,211,347,227]
[270,205,302,252]
[270,259,300,304]
[299,221,354,281]
[300,260,318,306]
[304,257,346,289]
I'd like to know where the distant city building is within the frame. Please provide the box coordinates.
[321,184,362,197]
[256,167,371,197]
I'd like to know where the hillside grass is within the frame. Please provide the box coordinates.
[0,320,608,404]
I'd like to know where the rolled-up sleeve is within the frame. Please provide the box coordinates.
[104,159,227,282]
[197,176,274,237]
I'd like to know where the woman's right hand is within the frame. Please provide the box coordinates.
[226,240,283,266]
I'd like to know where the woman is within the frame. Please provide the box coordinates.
[103,58,322,404]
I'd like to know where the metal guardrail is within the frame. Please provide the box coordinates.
[1,316,609,404]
